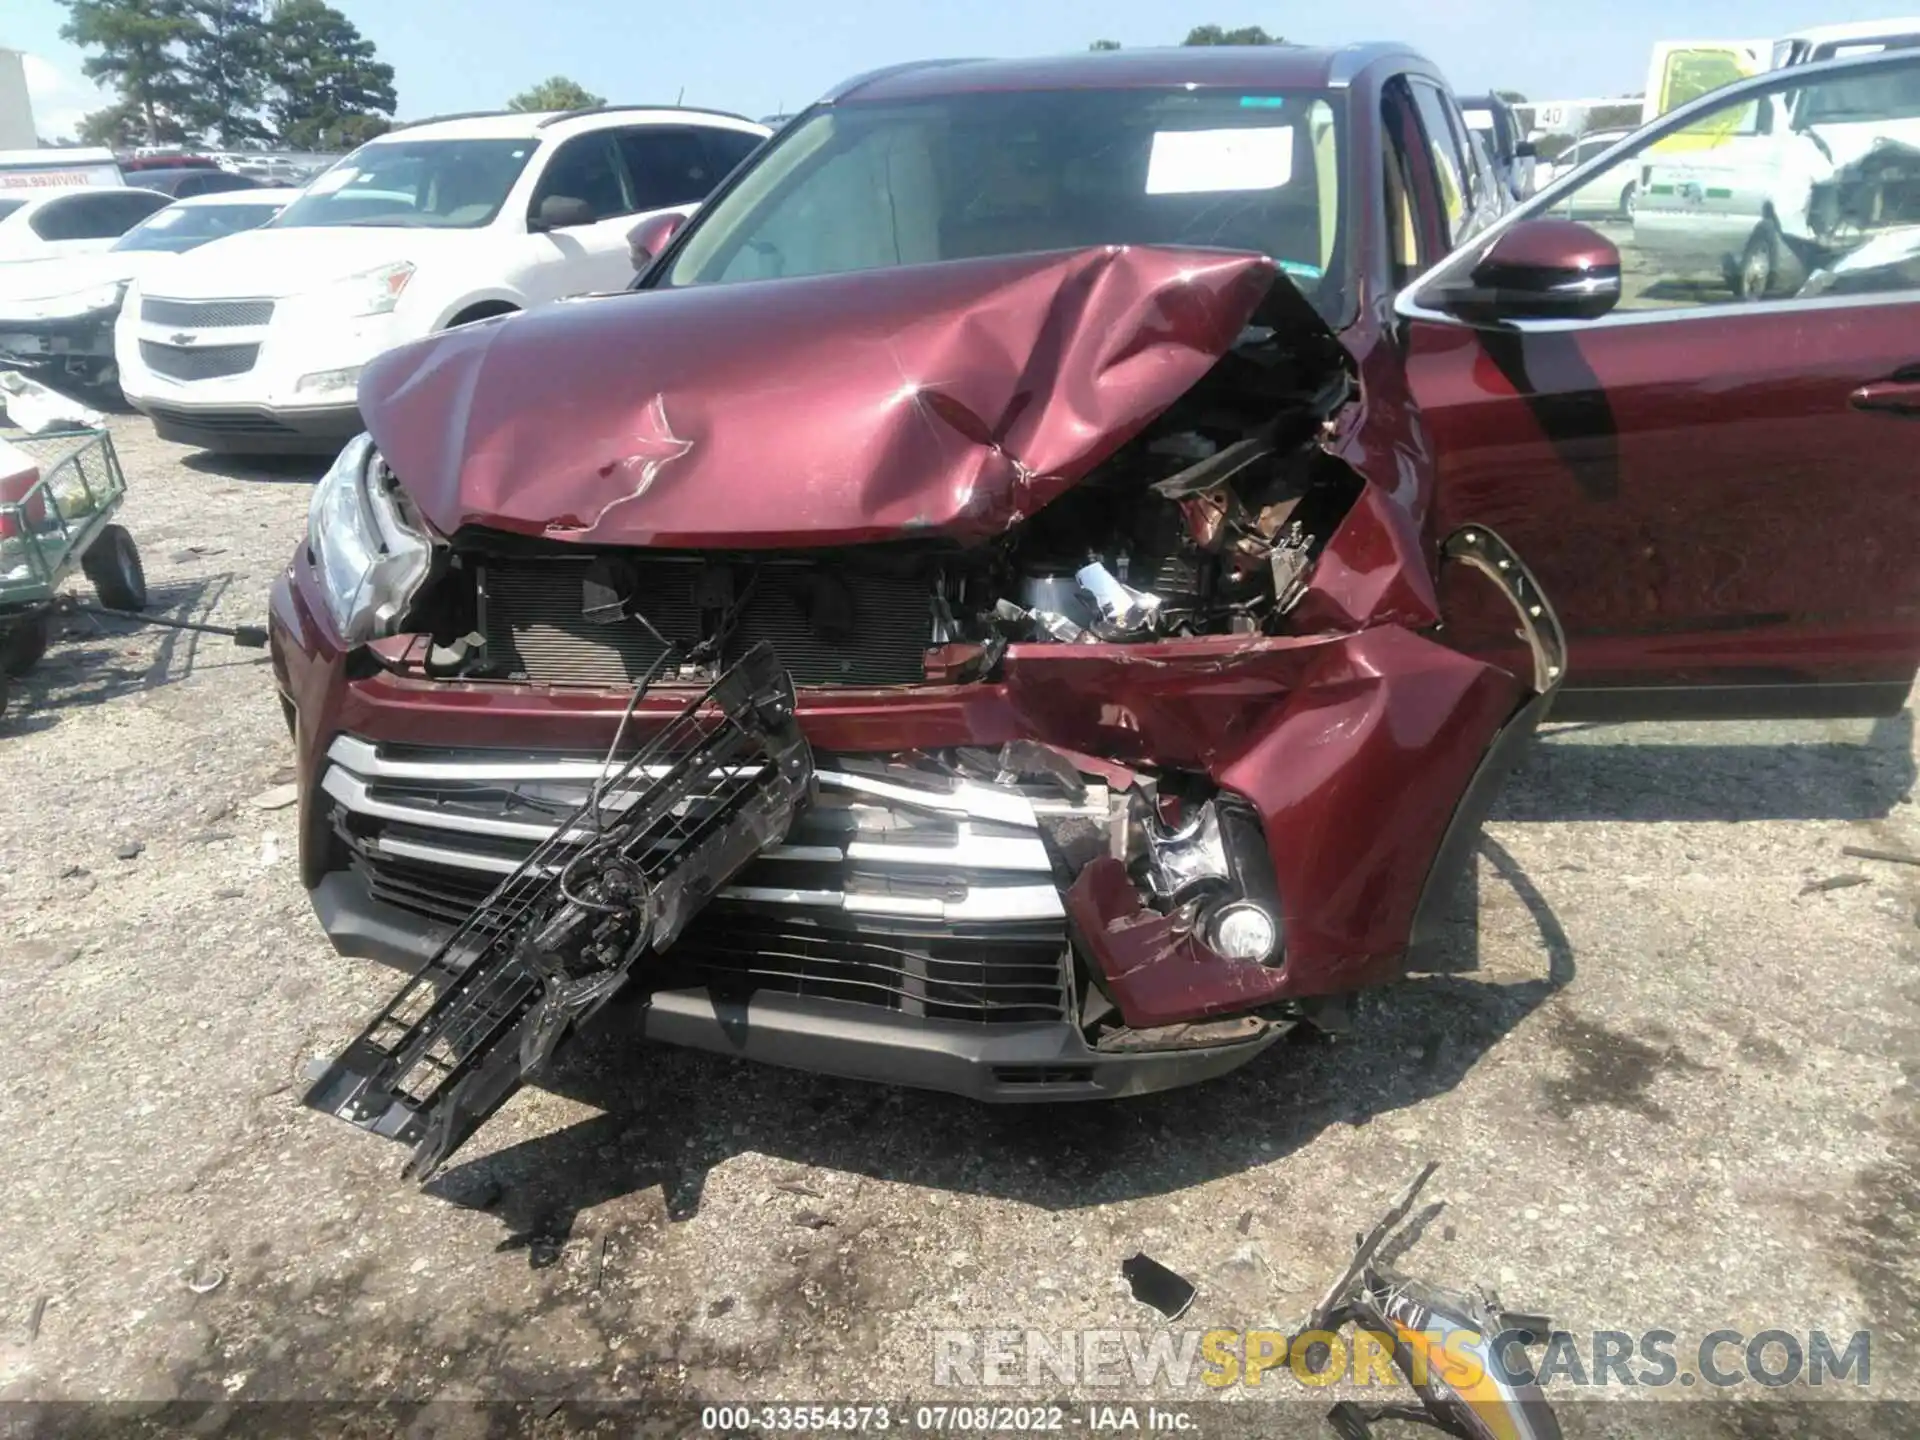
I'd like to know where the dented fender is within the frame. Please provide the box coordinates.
[1069,526,1566,1028]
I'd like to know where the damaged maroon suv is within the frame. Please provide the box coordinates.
[272,46,1920,1113]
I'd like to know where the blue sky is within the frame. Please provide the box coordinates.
[11,0,1920,138]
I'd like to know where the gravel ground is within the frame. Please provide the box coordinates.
[0,409,1915,1435]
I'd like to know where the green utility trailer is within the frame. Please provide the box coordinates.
[0,425,262,719]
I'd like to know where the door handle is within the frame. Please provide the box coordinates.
[1850,379,1920,416]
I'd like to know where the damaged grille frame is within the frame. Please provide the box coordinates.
[316,734,1112,1033]
[302,642,813,1180]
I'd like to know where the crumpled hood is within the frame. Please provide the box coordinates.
[358,245,1297,548]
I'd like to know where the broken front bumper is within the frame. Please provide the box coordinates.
[271,526,1563,1103]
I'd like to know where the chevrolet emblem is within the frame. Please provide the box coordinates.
[170,332,198,346]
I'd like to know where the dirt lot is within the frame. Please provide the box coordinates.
[0,410,1916,1433]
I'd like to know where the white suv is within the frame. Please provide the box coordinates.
[116,107,768,453]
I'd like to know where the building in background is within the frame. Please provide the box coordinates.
[0,49,35,150]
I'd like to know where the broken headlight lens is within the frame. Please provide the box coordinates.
[307,432,431,645]
[13,281,126,319]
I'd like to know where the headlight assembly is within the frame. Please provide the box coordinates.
[307,433,432,645]
[323,261,415,317]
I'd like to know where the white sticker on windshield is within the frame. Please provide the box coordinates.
[306,166,360,195]
[1146,127,1293,195]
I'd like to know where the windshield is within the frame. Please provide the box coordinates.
[272,139,536,229]
[112,201,282,252]
[0,199,23,224]
[1796,58,1920,125]
[662,88,1349,322]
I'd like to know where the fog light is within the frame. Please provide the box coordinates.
[1209,902,1278,963]
[295,365,363,397]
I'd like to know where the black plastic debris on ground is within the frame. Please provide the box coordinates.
[1122,1252,1196,1320]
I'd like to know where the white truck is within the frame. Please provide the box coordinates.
[1632,19,1920,297]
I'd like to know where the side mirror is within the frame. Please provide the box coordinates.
[1514,140,1538,159]
[1422,218,1622,323]
[627,210,689,271]
[529,194,597,233]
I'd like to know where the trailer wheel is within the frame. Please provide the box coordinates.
[83,524,146,612]
[0,615,50,676]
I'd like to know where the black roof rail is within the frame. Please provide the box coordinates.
[535,103,761,129]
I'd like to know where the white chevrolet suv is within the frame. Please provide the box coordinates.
[116,107,768,453]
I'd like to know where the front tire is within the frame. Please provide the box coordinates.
[83,523,146,612]
[1736,220,1807,301]
[1620,180,1637,220]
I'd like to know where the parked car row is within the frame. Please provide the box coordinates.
[0,189,297,390]
[2,106,772,451]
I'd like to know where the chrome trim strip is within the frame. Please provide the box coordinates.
[333,768,1055,873]
[845,829,1052,872]
[719,883,1066,922]
[370,837,1066,921]
[327,735,1106,826]
[321,766,600,844]
[376,835,548,876]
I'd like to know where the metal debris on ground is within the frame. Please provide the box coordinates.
[180,1264,226,1295]
[793,1210,836,1231]
[248,783,299,811]
[590,1233,607,1289]
[26,1295,46,1342]
[1121,1252,1197,1321]
[1800,874,1871,896]
[1842,845,1920,869]
[1302,1162,1562,1439]
[774,1178,825,1199]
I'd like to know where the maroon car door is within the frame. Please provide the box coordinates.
[1396,52,1920,721]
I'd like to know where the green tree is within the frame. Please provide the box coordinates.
[180,0,272,145]
[57,0,198,145]
[76,101,147,147]
[1182,24,1282,45]
[1089,38,1122,51]
[508,75,606,112]
[263,0,396,150]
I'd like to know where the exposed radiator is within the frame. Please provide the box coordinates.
[476,554,934,688]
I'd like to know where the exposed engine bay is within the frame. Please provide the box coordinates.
[394,323,1361,689]
[1808,139,1920,250]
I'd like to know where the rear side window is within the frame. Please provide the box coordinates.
[701,128,764,181]
[30,191,169,241]
[615,127,725,210]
